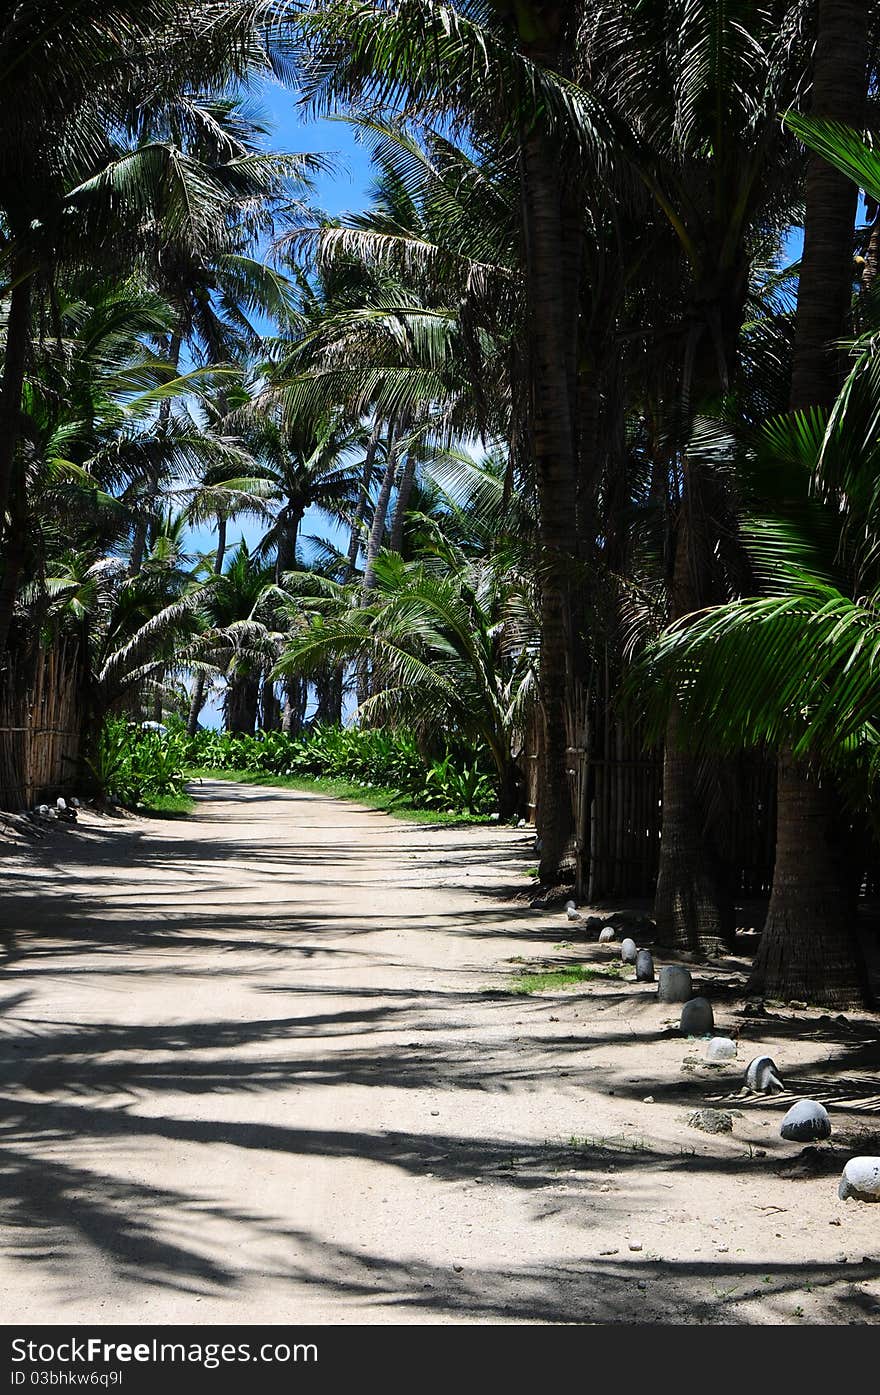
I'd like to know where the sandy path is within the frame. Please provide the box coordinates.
[1,780,879,1325]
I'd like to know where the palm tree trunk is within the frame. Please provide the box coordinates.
[129,332,181,577]
[358,429,398,705]
[789,0,867,411]
[0,266,32,528]
[389,453,416,553]
[0,482,28,655]
[226,673,259,735]
[498,758,523,822]
[654,701,729,955]
[261,672,281,731]
[187,516,227,736]
[186,676,206,739]
[504,4,581,886]
[281,676,306,736]
[345,423,381,581]
[0,267,32,659]
[315,666,343,725]
[862,215,880,294]
[275,500,304,582]
[520,132,580,883]
[654,516,729,953]
[214,515,228,576]
[753,754,867,1006]
[362,429,398,595]
[754,0,869,1006]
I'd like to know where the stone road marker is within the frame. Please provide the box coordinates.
[780,1099,831,1142]
[658,965,692,1003]
[838,1158,880,1202]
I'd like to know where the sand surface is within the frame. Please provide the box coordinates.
[0,780,879,1325]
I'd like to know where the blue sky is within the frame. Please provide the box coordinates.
[253,76,375,219]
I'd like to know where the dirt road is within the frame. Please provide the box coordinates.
[1,781,878,1324]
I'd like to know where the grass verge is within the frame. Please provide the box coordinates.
[184,767,495,826]
[140,792,197,819]
[506,964,624,994]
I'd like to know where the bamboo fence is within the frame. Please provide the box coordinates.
[524,698,780,901]
[0,642,82,810]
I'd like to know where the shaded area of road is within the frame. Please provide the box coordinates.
[0,781,878,1325]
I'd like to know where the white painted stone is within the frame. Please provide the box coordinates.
[780,1099,831,1142]
[620,937,638,964]
[745,1055,784,1093]
[706,1036,737,1061]
[838,1157,880,1202]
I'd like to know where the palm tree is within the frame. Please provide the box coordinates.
[756,0,870,1003]
[284,0,827,902]
[112,99,312,574]
[269,112,519,714]
[0,276,245,649]
[0,1,289,652]
[191,541,282,735]
[633,113,880,1006]
[286,0,587,874]
[276,544,536,816]
[179,382,277,732]
[572,0,814,948]
[634,394,879,1004]
[33,517,203,735]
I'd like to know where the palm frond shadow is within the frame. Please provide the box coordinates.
[2,1090,880,1320]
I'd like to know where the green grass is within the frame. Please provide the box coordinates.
[184,767,495,826]
[505,963,624,994]
[140,791,196,818]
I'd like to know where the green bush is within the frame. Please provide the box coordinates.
[85,719,188,805]
[90,722,499,817]
[181,724,497,816]
[422,752,495,815]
